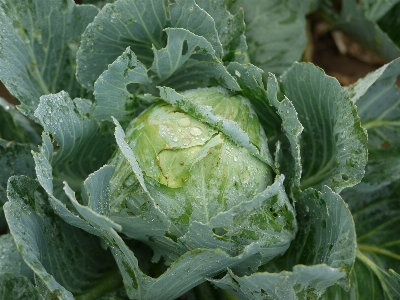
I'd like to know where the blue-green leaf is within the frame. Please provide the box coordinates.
[5,175,114,299]
[180,175,297,273]
[92,29,239,122]
[0,234,33,280]
[0,273,43,300]
[347,58,400,191]
[0,139,36,230]
[0,0,98,117]
[281,62,367,193]
[0,98,41,144]
[228,0,309,76]
[211,186,357,299]
[78,0,225,90]
[33,91,115,197]
[196,0,248,63]
[226,63,303,189]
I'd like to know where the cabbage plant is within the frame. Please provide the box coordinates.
[0,0,399,299]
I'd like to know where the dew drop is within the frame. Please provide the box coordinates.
[178,117,191,127]
[190,127,202,136]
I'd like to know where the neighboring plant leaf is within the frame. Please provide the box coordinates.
[323,256,400,299]
[341,0,399,22]
[0,234,33,280]
[339,179,400,298]
[332,0,400,62]
[378,2,400,47]
[0,0,98,117]
[4,175,114,299]
[346,58,400,191]
[228,0,308,76]
[33,91,115,197]
[211,186,357,299]
[0,273,43,300]
[281,62,367,193]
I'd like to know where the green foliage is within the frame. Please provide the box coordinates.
[0,0,399,299]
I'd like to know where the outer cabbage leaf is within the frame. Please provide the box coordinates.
[93,30,239,122]
[280,62,367,193]
[0,0,98,117]
[0,273,43,300]
[4,175,114,299]
[33,91,115,199]
[225,63,303,190]
[346,58,400,191]
[356,0,399,21]
[0,234,33,280]
[195,0,248,63]
[57,155,293,300]
[210,186,356,299]
[77,0,243,91]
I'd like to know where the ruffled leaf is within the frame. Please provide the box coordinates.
[211,186,357,299]
[33,91,115,197]
[77,0,236,91]
[4,176,113,299]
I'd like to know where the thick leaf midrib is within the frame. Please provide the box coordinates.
[358,244,400,261]
[300,156,336,190]
[357,250,397,300]
[363,119,400,130]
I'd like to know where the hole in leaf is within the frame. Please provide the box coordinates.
[396,74,400,88]
[212,227,228,237]
[50,134,61,153]
[181,40,188,56]
[127,82,141,94]
[342,174,349,181]
[381,141,391,148]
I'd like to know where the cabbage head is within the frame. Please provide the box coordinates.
[107,87,291,262]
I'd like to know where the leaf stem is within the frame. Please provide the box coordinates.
[356,249,393,298]
[362,120,400,129]
[358,245,400,261]
[74,267,123,300]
